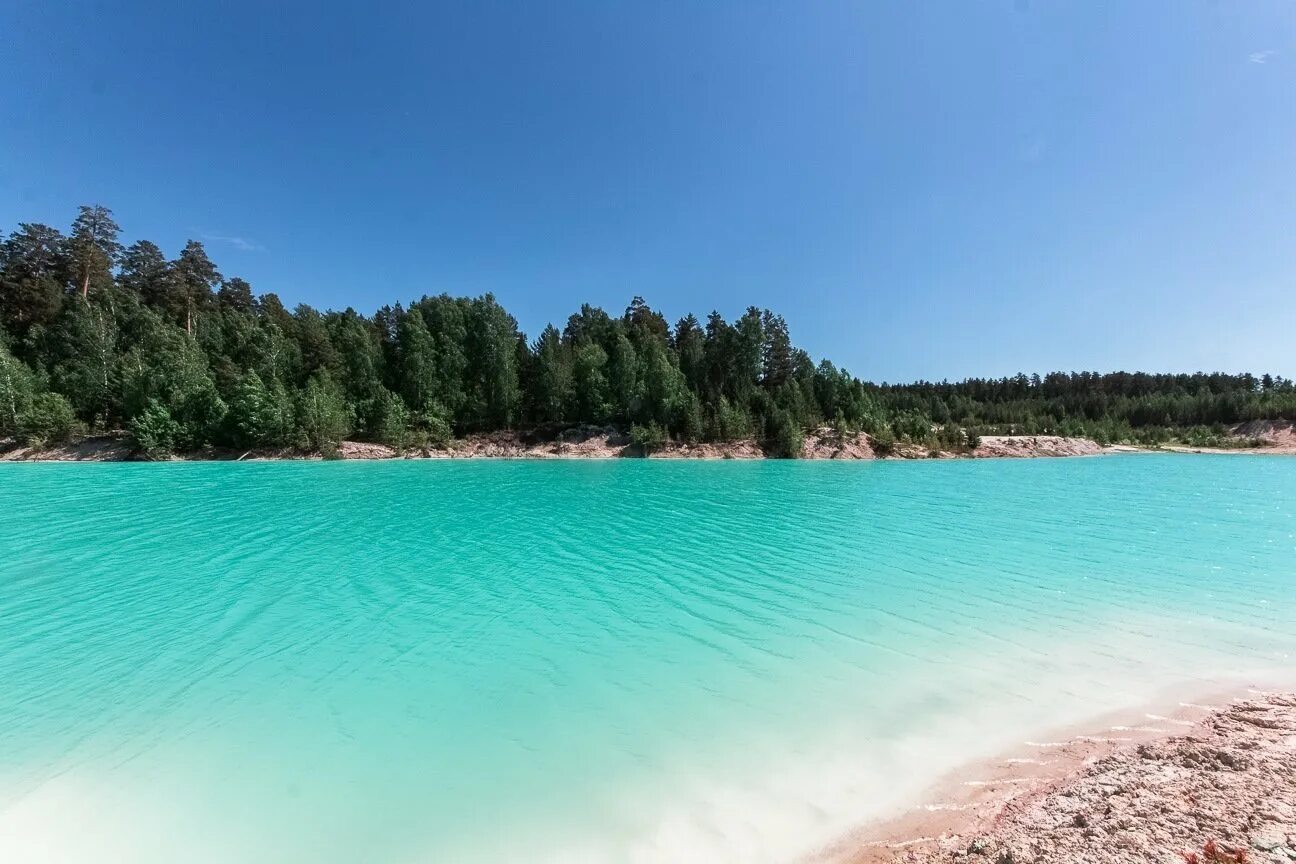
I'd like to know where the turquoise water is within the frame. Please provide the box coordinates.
[1,456,1293,863]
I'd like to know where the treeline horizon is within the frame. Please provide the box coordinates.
[2,206,1294,458]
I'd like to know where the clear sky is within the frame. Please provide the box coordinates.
[2,1,1292,382]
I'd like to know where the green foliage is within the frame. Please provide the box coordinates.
[414,406,453,448]
[118,240,170,299]
[762,407,804,458]
[226,372,292,448]
[674,314,705,393]
[707,396,753,441]
[3,205,1296,461]
[530,324,572,424]
[1,223,66,335]
[933,425,978,452]
[372,387,411,449]
[395,308,438,414]
[889,411,933,443]
[629,422,667,456]
[637,340,687,428]
[17,392,78,446]
[677,392,705,443]
[67,205,121,298]
[571,340,611,423]
[1175,425,1262,449]
[217,277,254,313]
[173,241,220,333]
[0,343,36,436]
[870,427,896,456]
[130,399,182,459]
[296,372,352,455]
[48,300,119,426]
[463,294,521,430]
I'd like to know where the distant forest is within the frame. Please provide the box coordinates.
[2,206,1294,458]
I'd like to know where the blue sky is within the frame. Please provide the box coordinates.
[2,1,1293,382]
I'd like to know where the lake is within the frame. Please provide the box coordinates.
[1,455,1293,863]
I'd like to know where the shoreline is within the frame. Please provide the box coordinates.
[4,429,1292,463]
[813,684,1296,864]
[0,429,1099,462]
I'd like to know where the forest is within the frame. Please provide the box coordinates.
[2,206,1294,458]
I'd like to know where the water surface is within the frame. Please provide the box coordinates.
[1,456,1293,862]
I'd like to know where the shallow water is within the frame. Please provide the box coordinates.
[1,455,1293,863]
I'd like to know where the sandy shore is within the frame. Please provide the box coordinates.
[3,420,1293,461]
[816,689,1296,864]
[0,429,1143,462]
[1159,421,1296,456]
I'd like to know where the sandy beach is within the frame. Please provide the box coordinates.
[0,427,1090,461]
[6,420,1293,462]
[816,689,1296,864]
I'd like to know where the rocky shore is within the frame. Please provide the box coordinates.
[842,693,1296,864]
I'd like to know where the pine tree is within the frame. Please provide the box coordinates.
[4,204,1296,455]
[0,224,66,336]
[760,310,793,389]
[119,240,172,302]
[217,277,254,313]
[67,205,122,300]
[173,241,221,335]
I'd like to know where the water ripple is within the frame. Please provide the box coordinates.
[0,456,1294,864]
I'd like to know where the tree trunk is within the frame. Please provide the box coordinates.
[2,371,15,431]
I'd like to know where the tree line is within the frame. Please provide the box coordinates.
[2,206,1293,458]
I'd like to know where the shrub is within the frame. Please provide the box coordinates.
[708,397,753,442]
[629,422,667,456]
[0,346,35,436]
[676,393,705,443]
[417,406,453,449]
[226,372,292,448]
[372,389,410,449]
[890,411,932,443]
[130,399,182,459]
[174,383,227,449]
[17,392,78,446]
[762,408,804,458]
[296,373,351,455]
[870,427,896,456]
